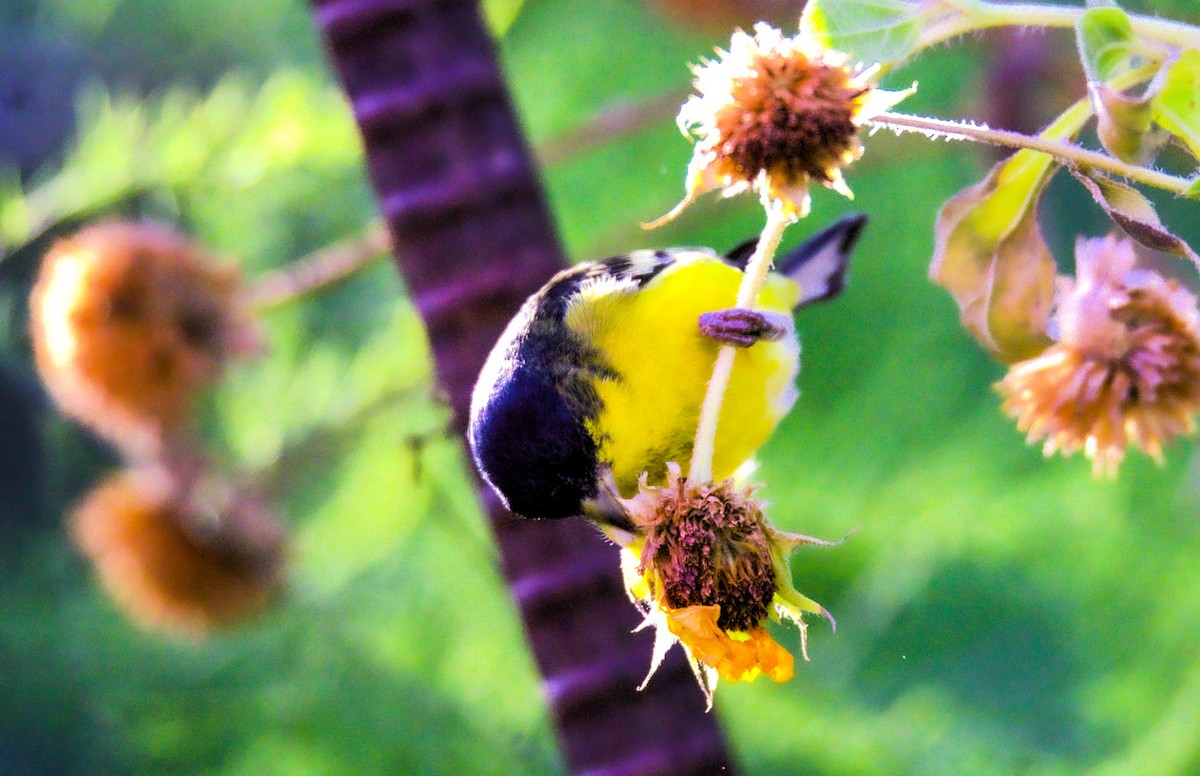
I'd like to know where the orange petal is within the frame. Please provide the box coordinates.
[749,628,795,682]
[664,605,795,684]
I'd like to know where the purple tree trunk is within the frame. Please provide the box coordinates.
[309,1,734,773]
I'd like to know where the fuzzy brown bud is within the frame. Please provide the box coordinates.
[70,466,285,635]
[30,221,259,455]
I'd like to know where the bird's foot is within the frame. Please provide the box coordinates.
[698,308,792,347]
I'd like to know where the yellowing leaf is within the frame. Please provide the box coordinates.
[1072,169,1200,266]
[930,151,1057,363]
[1153,49,1200,161]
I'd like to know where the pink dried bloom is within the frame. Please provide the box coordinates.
[998,235,1200,475]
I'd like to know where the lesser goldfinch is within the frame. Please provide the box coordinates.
[469,214,866,521]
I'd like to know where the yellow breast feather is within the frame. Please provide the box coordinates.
[566,252,801,495]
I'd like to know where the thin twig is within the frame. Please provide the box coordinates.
[869,111,1196,195]
[920,0,1200,51]
[535,90,688,168]
[689,202,790,483]
[250,221,391,310]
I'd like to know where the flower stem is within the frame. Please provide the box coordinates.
[921,1,1200,51]
[689,348,736,484]
[868,111,1196,195]
[689,202,790,483]
[250,222,390,310]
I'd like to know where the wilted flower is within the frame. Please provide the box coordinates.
[649,22,914,225]
[998,235,1200,475]
[606,463,833,707]
[70,465,285,635]
[30,221,260,456]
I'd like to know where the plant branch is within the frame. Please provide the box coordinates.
[250,221,390,310]
[920,0,1200,52]
[868,111,1195,195]
[535,90,687,168]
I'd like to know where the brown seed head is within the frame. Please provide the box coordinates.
[30,221,257,455]
[695,35,864,185]
[648,23,913,225]
[626,463,776,632]
[998,236,1200,474]
[69,466,285,635]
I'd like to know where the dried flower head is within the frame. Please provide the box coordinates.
[609,463,833,706]
[30,221,261,456]
[649,22,913,225]
[998,235,1200,475]
[70,465,285,635]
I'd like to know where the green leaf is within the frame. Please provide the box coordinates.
[930,150,1058,363]
[1152,49,1200,161]
[1076,7,1173,164]
[1071,169,1200,264]
[1184,176,1200,198]
[1076,7,1145,83]
[800,0,938,65]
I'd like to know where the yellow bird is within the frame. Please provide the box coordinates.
[469,214,865,521]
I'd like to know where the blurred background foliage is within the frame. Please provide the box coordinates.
[2,0,1199,774]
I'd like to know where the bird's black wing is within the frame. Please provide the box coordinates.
[724,213,867,307]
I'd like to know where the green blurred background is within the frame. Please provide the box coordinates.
[2,0,1199,773]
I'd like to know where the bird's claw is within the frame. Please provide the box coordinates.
[698,308,792,348]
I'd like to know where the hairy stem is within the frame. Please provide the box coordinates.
[869,111,1195,194]
[921,0,1200,51]
[689,202,790,483]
